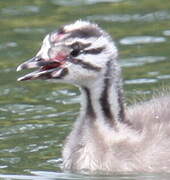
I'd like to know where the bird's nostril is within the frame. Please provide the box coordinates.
[36,57,42,61]
[34,56,43,62]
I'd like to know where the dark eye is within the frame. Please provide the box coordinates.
[71,49,80,57]
[70,42,81,57]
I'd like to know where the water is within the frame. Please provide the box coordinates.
[0,0,170,179]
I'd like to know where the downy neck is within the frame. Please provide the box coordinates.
[79,60,125,127]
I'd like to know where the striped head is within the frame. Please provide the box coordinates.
[17,20,118,87]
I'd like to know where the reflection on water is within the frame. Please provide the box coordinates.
[0,0,170,179]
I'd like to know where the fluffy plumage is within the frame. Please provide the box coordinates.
[17,20,170,174]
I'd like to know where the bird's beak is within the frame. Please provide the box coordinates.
[17,56,68,81]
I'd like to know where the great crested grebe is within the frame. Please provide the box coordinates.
[17,20,170,173]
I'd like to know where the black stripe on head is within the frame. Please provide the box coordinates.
[70,58,101,72]
[69,27,102,39]
[70,41,105,56]
[83,47,105,55]
[70,42,91,50]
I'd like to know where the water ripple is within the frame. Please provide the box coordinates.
[0,88,10,96]
[51,0,122,6]
[1,104,55,114]
[125,78,157,85]
[0,42,18,50]
[163,30,170,36]
[0,165,8,169]
[0,146,22,153]
[62,96,80,105]
[27,144,49,153]
[121,56,166,67]
[157,74,170,80]
[1,5,40,16]
[87,11,170,22]
[31,111,70,120]
[14,27,46,34]
[46,90,79,104]
[120,36,166,45]
[0,157,20,164]
[0,124,54,139]
[52,89,77,97]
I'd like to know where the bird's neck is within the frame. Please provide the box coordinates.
[79,60,125,127]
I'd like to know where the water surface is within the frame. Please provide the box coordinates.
[0,0,170,179]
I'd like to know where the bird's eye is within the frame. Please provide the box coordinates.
[70,42,81,57]
[70,49,80,57]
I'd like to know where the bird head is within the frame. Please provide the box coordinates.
[17,20,118,87]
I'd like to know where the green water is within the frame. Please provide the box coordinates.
[0,0,170,179]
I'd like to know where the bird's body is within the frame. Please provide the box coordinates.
[63,94,170,173]
[17,20,170,173]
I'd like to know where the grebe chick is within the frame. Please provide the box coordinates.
[17,20,170,173]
